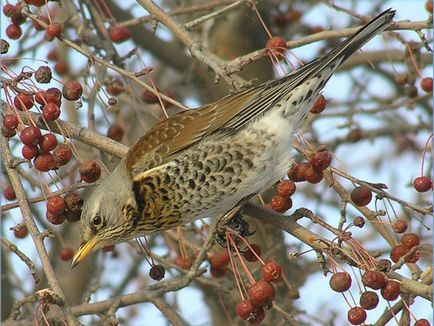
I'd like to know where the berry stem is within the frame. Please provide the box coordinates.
[226,235,246,301]
[227,233,256,285]
[228,231,266,265]
[420,133,433,176]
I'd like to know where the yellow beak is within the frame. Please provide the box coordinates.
[71,235,99,269]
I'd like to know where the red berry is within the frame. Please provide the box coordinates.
[309,151,332,172]
[35,91,47,105]
[24,0,47,7]
[14,225,29,238]
[401,233,420,249]
[11,6,26,25]
[236,300,256,320]
[45,87,62,103]
[361,271,386,290]
[59,247,74,261]
[310,95,327,114]
[266,36,287,55]
[426,0,433,12]
[46,195,67,216]
[22,145,38,160]
[102,245,115,252]
[4,186,16,200]
[62,80,83,101]
[261,260,282,282]
[359,291,379,310]
[270,194,292,212]
[2,127,16,138]
[406,251,420,263]
[390,245,409,263]
[350,186,372,206]
[107,124,124,141]
[381,280,400,301]
[53,144,72,166]
[45,22,63,40]
[142,89,160,104]
[3,114,19,129]
[248,280,276,307]
[287,163,309,182]
[149,264,165,281]
[304,165,323,184]
[248,307,265,324]
[20,126,42,146]
[413,176,432,192]
[6,24,22,39]
[329,272,352,292]
[210,266,227,278]
[347,307,367,325]
[392,220,408,234]
[14,93,34,111]
[47,48,59,61]
[108,26,132,43]
[420,77,433,92]
[79,160,101,183]
[46,210,66,225]
[32,15,49,31]
[3,4,15,17]
[276,180,296,197]
[243,244,262,262]
[42,103,61,121]
[39,133,57,152]
[210,250,230,269]
[54,60,69,75]
[33,153,56,171]
[415,319,431,326]
[106,78,124,95]
[174,256,193,270]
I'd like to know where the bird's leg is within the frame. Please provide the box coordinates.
[214,195,256,247]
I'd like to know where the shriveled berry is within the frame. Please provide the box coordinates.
[359,291,379,310]
[53,144,72,166]
[406,251,420,263]
[381,280,400,301]
[392,220,408,234]
[243,244,262,262]
[415,319,431,326]
[276,180,296,197]
[149,264,165,281]
[266,36,287,55]
[174,256,193,270]
[4,186,16,200]
[248,307,265,324]
[62,80,83,100]
[304,165,323,183]
[14,225,28,238]
[329,272,352,292]
[2,127,16,138]
[45,87,62,103]
[65,209,81,222]
[420,77,433,92]
[108,26,132,43]
[353,216,365,228]
[106,78,124,95]
[46,210,66,225]
[65,192,83,212]
[413,176,432,192]
[390,245,409,263]
[401,233,420,249]
[3,114,19,129]
[20,126,42,146]
[46,195,67,216]
[287,162,309,182]
[361,271,386,290]
[236,300,256,320]
[350,186,372,206]
[3,4,15,17]
[270,194,292,212]
[376,259,392,272]
[22,145,38,160]
[248,280,276,307]
[309,151,332,172]
[1,39,10,54]
[210,250,230,269]
[35,66,52,83]
[6,24,22,39]
[45,22,62,41]
[59,247,74,261]
[42,103,61,121]
[39,133,57,152]
[142,89,160,103]
[79,160,101,183]
[14,93,34,111]
[33,153,56,171]
[261,260,282,282]
[310,95,326,114]
[107,124,124,141]
[347,307,367,325]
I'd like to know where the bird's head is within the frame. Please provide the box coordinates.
[71,162,135,268]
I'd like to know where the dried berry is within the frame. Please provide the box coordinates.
[20,126,42,146]
[248,280,276,307]
[350,186,372,206]
[243,244,262,262]
[3,114,19,130]
[261,260,282,282]
[22,145,38,160]
[415,319,431,326]
[329,272,352,292]
[390,245,409,263]
[347,307,367,325]
[381,280,400,301]
[236,300,256,320]
[14,224,28,238]
[65,192,83,212]
[46,195,67,216]
[53,144,72,166]
[304,165,323,183]
[359,291,379,310]
[287,163,309,182]
[14,93,34,111]
[270,194,292,212]
[42,103,61,121]
[45,22,63,41]
[210,266,227,278]
[107,124,124,141]
[39,133,57,152]
[376,259,391,272]
[33,153,56,171]
[149,264,165,281]
[266,36,287,55]
[309,151,332,172]
[392,220,408,234]
[276,180,296,197]
[401,233,420,249]
[46,210,66,225]
[35,66,52,83]
[174,256,193,270]
[210,250,230,269]
[106,78,124,95]
[79,160,101,183]
[310,95,326,114]
[361,271,386,290]
[6,24,22,39]
[62,80,83,100]
[1,39,10,54]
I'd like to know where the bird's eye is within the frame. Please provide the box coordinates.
[93,215,102,226]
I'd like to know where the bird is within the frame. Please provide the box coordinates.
[71,9,395,268]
